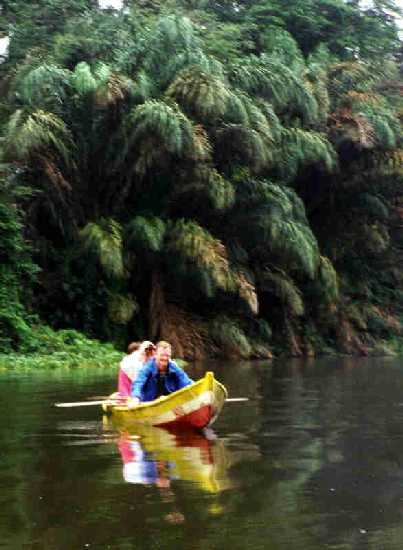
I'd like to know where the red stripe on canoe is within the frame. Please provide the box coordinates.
[159,405,213,429]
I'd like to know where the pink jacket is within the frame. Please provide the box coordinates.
[117,351,144,396]
[118,369,133,396]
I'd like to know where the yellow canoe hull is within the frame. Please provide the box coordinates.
[103,371,227,429]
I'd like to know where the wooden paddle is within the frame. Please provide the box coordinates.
[55,397,249,408]
[55,399,124,408]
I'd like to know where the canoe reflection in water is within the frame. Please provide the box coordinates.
[111,420,233,494]
[118,435,174,486]
[112,424,233,524]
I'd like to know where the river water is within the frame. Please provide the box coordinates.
[1,357,403,549]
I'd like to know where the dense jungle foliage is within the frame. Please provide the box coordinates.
[0,0,402,360]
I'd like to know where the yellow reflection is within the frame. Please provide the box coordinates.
[109,418,233,494]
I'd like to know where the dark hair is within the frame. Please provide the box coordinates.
[127,342,141,354]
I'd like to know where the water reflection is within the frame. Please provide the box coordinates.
[56,416,238,493]
[111,421,234,493]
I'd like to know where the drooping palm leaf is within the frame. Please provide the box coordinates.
[127,99,193,157]
[235,270,259,315]
[260,269,304,317]
[209,315,252,357]
[233,178,320,277]
[167,67,230,122]
[5,109,73,164]
[168,219,233,292]
[317,256,339,304]
[278,127,337,179]
[80,218,125,280]
[93,63,133,107]
[144,15,223,89]
[16,64,71,110]
[71,62,97,95]
[229,55,319,125]
[126,216,166,253]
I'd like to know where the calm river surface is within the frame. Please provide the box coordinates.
[2,357,403,549]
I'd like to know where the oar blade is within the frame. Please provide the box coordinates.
[226,397,249,402]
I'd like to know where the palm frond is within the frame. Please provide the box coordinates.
[333,90,400,150]
[127,100,193,157]
[253,319,272,342]
[16,64,71,110]
[328,62,374,104]
[266,216,319,278]
[317,256,339,304]
[307,44,337,69]
[126,216,166,253]
[217,94,280,172]
[278,127,337,179]
[209,316,252,358]
[206,169,235,210]
[229,55,319,125]
[329,108,376,149]
[80,218,125,280]
[71,62,97,95]
[262,28,305,72]
[94,63,133,107]
[215,123,272,172]
[260,269,304,316]
[242,95,275,143]
[144,15,218,88]
[131,71,154,103]
[167,67,230,122]
[153,15,197,52]
[235,270,259,315]
[234,179,320,277]
[5,109,73,164]
[254,99,282,141]
[305,64,330,127]
[364,111,398,149]
[172,167,235,211]
[224,92,250,125]
[188,124,212,162]
[132,138,167,176]
[168,219,233,292]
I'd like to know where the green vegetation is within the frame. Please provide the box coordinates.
[0,327,121,369]
[0,0,402,362]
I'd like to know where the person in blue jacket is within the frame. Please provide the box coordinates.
[130,340,193,404]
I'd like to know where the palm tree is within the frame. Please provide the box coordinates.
[2,8,401,357]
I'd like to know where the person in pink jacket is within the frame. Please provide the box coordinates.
[117,341,156,396]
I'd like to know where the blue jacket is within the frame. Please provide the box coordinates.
[131,358,193,402]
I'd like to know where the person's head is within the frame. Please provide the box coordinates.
[127,342,141,354]
[140,340,156,360]
[155,341,172,372]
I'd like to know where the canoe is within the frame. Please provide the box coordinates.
[102,371,227,429]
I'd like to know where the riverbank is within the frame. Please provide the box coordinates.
[0,327,121,369]
[2,331,401,371]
